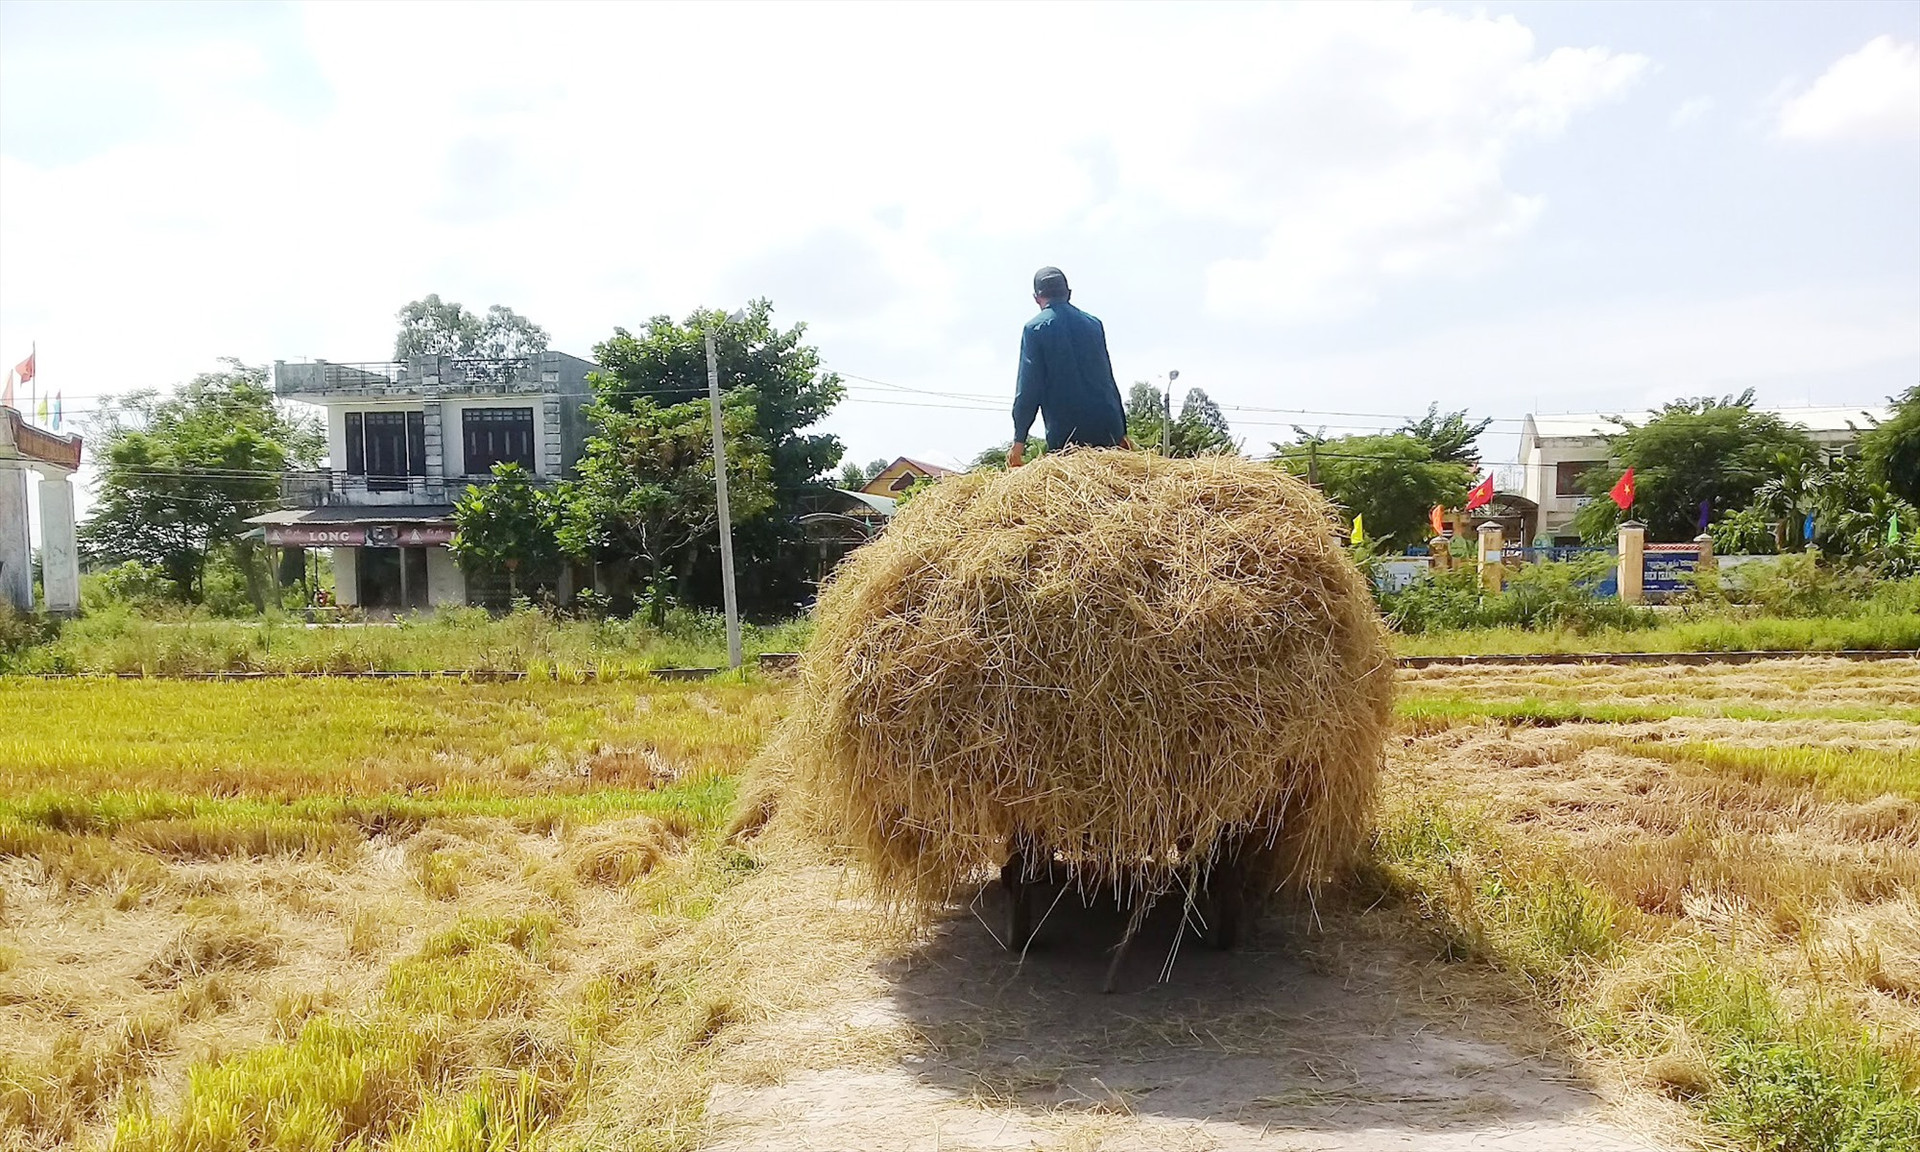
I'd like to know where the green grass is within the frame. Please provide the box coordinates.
[1396,694,1920,728]
[111,915,572,1152]
[1372,804,1920,1151]
[0,677,779,797]
[1,603,814,676]
[1393,613,1920,657]
[1619,742,1920,803]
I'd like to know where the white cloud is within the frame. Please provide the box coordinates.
[1669,96,1714,129]
[1777,35,1920,142]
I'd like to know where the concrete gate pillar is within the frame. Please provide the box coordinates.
[1476,522,1505,592]
[0,466,29,613]
[1617,522,1646,604]
[39,475,80,615]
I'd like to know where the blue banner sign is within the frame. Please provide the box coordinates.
[1643,543,1700,594]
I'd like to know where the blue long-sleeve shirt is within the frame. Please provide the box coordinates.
[1012,300,1127,448]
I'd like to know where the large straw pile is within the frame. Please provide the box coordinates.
[778,450,1393,911]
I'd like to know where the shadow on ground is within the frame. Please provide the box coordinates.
[880,878,1626,1138]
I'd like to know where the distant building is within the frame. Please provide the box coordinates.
[861,457,954,496]
[248,352,599,609]
[0,405,82,614]
[1518,405,1889,544]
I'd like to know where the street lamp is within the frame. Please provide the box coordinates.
[1163,369,1180,456]
[705,309,748,670]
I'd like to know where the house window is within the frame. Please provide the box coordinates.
[462,407,535,475]
[343,410,426,491]
[1555,460,1601,497]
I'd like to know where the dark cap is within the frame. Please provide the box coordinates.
[1033,266,1070,298]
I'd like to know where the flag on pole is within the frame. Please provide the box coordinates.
[1696,498,1712,533]
[1608,467,1635,511]
[1891,511,1902,545]
[1803,513,1815,542]
[12,348,33,386]
[51,392,62,431]
[1429,504,1446,536]
[35,392,48,425]
[1465,474,1495,511]
[1350,513,1365,545]
[2,370,12,410]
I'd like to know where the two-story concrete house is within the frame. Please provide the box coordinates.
[1518,405,1890,544]
[248,351,599,609]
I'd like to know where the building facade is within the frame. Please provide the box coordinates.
[1518,405,1890,544]
[250,352,599,609]
[860,457,954,496]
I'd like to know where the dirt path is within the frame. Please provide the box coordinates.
[702,880,1673,1151]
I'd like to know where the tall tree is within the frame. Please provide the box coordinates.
[1571,392,1818,543]
[80,361,323,601]
[589,300,843,614]
[1126,382,1236,457]
[1273,432,1472,547]
[558,396,774,624]
[1125,381,1166,449]
[1861,385,1920,507]
[1398,404,1492,466]
[1171,388,1237,456]
[393,295,550,360]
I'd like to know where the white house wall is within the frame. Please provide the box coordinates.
[426,546,464,606]
[332,546,359,606]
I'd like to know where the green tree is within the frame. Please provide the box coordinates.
[393,295,550,360]
[1572,392,1819,543]
[1860,385,1920,507]
[79,361,323,603]
[1398,404,1492,465]
[448,463,566,599]
[1274,432,1473,548]
[588,301,843,615]
[1124,383,1237,457]
[1169,387,1237,456]
[838,457,892,489]
[1125,381,1166,449]
[558,396,775,625]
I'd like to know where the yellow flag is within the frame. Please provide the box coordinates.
[1351,512,1365,544]
[35,392,48,425]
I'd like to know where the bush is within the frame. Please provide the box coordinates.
[1722,551,1876,618]
[1380,557,1653,635]
[83,561,175,613]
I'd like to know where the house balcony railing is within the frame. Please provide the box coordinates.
[275,357,539,396]
[280,468,551,508]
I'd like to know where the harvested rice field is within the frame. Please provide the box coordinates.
[1,658,1915,1151]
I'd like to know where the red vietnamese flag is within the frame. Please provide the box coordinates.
[1429,504,1446,536]
[12,349,33,385]
[1608,467,1635,511]
[1464,473,1495,511]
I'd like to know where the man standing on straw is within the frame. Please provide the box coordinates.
[1008,267,1131,467]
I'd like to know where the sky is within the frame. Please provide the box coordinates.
[2,0,1916,521]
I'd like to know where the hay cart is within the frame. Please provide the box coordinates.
[998,829,1279,989]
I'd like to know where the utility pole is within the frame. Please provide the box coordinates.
[705,320,742,670]
[1163,369,1179,456]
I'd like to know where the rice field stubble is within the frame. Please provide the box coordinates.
[1,658,1915,1150]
